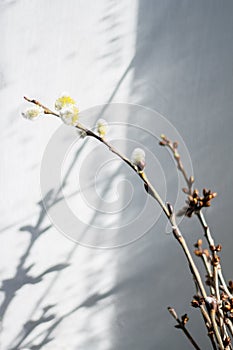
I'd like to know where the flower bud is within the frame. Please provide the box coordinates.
[55,92,76,111]
[60,105,79,126]
[96,119,108,138]
[22,105,44,121]
[131,148,146,172]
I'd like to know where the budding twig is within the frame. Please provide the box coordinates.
[168,307,201,350]
[160,135,233,349]
[24,97,209,300]
[24,97,232,349]
[24,97,171,217]
[160,134,232,298]
[159,135,193,193]
[197,211,233,300]
[23,96,57,116]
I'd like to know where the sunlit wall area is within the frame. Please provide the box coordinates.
[0,1,138,349]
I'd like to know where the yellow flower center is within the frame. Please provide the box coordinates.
[55,95,76,110]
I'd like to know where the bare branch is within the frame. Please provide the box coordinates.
[168,307,201,350]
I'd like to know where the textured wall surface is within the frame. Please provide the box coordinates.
[1,1,233,349]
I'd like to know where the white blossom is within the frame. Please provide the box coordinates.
[96,118,108,137]
[22,105,44,121]
[60,104,79,126]
[55,92,76,111]
[131,148,146,171]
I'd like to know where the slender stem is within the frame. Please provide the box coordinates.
[162,138,233,347]
[201,253,215,295]
[25,97,206,298]
[202,254,212,279]
[196,211,214,247]
[26,99,207,283]
[210,310,224,350]
[219,270,233,299]
[24,97,224,349]
[23,97,171,218]
[171,220,207,299]
[197,211,233,299]
[198,305,218,350]
[161,138,232,300]
[200,304,211,327]
[24,96,57,116]
[168,307,201,350]
[139,173,171,218]
[165,141,193,193]
[225,318,233,337]
[213,264,226,340]
[213,266,220,303]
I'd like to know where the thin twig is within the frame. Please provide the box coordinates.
[25,97,229,349]
[168,307,201,350]
[25,97,208,299]
[160,136,233,348]
[201,253,215,295]
[197,304,218,350]
[101,125,203,298]
[197,211,232,300]
[167,207,207,299]
[198,212,232,344]
[162,136,232,301]
[164,139,193,193]
[219,270,233,299]
[226,318,233,337]
[23,97,170,218]
[210,309,224,350]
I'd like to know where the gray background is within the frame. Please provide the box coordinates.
[1,0,233,349]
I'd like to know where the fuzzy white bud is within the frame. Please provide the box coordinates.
[131,148,146,171]
[55,93,76,111]
[96,119,108,138]
[22,105,44,121]
[60,104,79,126]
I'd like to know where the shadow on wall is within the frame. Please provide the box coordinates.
[1,144,84,349]
[1,35,136,346]
[2,139,116,349]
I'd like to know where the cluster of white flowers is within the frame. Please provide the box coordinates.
[131,148,146,171]
[55,93,79,126]
[22,105,44,121]
[96,118,108,138]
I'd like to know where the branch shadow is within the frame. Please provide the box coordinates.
[1,142,88,347]
[16,287,118,350]
[8,164,122,349]
[2,18,134,346]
